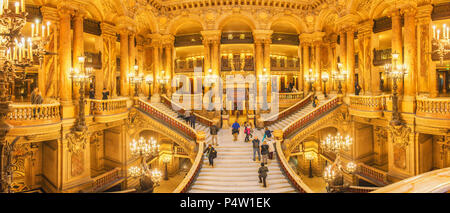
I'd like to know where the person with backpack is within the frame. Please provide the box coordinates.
[252,136,261,161]
[258,163,269,188]
[232,121,240,141]
[244,122,252,142]
[210,124,219,146]
[260,141,270,165]
[204,144,217,167]
[263,127,272,142]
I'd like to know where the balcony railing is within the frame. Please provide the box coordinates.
[173,142,204,193]
[349,95,386,111]
[262,93,311,127]
[91,167,122,192]
[90,98,128,116]
[137,98,197,140]
[270,58,300,71]
[356,163,389,186]
[6,103,61,126]
[161,95,214,127]
[416,97,450,119]
[277,92,304,101]
[348,186,380,193]
[283,96,340,138]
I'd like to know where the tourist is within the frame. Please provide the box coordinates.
[258,163,269,188]
[263,127,272,142]
[190,113,196,129]
[232,121,240,141]
[261,141,270,165]
[35,91,44,104]
[244,122,252,142]
[210,124,219,146]
[185,111,191,125]
[89,88,95,99]
[267,138,275,160]
[204,144,217,167]
[312,96,319,108]
[252,136,261,161]
[102,88,109,100]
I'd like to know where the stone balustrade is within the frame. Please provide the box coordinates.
[348,185,380,193]
[263,93,312,126]
[6,103,61,125]
[91,167,122,192]
[357,163,389,186]
[90,98,128,115]
[277,92,304,100]
[173,142,204,193]
[137,98,197,140]
[283,96,340,138]
[349,95,388,118]
[161,95,214,127]
[416,97,450,119]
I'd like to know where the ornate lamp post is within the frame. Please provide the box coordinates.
[157,70,169,95]
[304,151,316,178]
[70,56,93,132]
[145,75,153,100]
[128,65,143,97]
[162,154,171,181]
[304,69,315,93]
[321,71,329,98]
[128,136,160,192]
[384,52,408,126]
[432,24,450,65]
[321,132,357,193]
[332,63,347,94]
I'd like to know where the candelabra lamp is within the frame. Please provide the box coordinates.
[145,75,153,100]
[162,154,171,181]
[205,68,219,111]
[321,132,357,193]
[384,52,408,126]
[128,65,143,97]
[432,24,450,65]
[332,63,347,95]
[322,71,329,98]
[157,70,169,94]
[128,136,160,192]
[70,56,93,132]
[304,151,316,178]
[258,68,270,110]
[304,69,315,93]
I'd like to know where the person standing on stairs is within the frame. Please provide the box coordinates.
[210,124,219,146]
[190,113,196,129]
[244,122,252,142]
[261,141,270,165]
[263,127,273,142]
[185,111,191,125]
[204,144,217,167]
[232,121,240,141]
[258,163,269,188]
[252,136,261,161]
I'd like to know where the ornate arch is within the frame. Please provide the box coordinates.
[215,12,258,31]
[165,15,206,35]
[267,14,305,34]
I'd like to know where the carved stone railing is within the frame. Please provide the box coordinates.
[137,98,197,140]
[372,167,450,193]
[6,103,61,125]
[416,97,450,120]
[161,95,214,127]
[283,96,340,138]
[348,186,380,193]
[91,167,122,192]
[275,141,313,193]
[356,163,389,186]
[173,142,204,193]
[90,98,128,116]
[277,92,304,101]
[349,95,387,118]
[263,93,312,127]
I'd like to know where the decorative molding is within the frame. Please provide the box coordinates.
[66,129,89,153]
[388,123,412,148]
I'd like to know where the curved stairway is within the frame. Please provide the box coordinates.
[150,94,329,193]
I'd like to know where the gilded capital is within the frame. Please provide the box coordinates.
[201,30,222,43]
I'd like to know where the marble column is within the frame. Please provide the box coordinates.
[119,30,129,96]
[72,11,85,99]
[339,30,347,92]
[57,7,73,103]
[40,6,59,99]
[416,4,434,96]
[150,34,162,102]
[358,20,376,95]
[403,8,417,97]
[162,35,175,95]
[346,28,355,94]
[302,42,310,94]
[100,23,117,98]
[203,39,211,72]
[297,42,304,92]
[391,10,404,94]
[314,41,322,92]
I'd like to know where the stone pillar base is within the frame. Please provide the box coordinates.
[151,93,161,103]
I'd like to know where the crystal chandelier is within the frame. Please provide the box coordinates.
[128,136,161,192]
[321,132,357,193]
[304,69,316,92]
[130,136,160,157]
[432,24,450,65]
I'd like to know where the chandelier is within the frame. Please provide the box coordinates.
[130,136,160,157]
[432,24,450,65]
[332,63,347,94]
[384,52,407,126]
[304,69,316,92]
[258,68,270,83]
[321,132,357,193]
[128,136,161,191]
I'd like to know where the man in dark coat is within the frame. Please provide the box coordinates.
[190,113,196,129]
[210,125,219,146]
[258,163,269,187]
[204,144,217,167]
[252,136,261,161]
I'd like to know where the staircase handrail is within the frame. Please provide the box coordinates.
[161,95,214,127]
[173,142,204,193]
[262,93,313,126]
